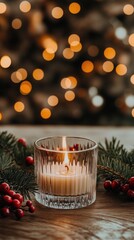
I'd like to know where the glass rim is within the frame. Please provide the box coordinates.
[34,136,98,153]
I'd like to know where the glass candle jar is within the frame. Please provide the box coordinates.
[34,136,98,209]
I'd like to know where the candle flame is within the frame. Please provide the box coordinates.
[62,136,69,165]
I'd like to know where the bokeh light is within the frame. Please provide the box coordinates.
[42,49,55,61]
[68,34,80,45]
[19,1,31,13]
[88,87,98,97]
[63,48,74,59]
[40,108,51,119]
[102,61,114,72]
[17,68,27,80]
[81,60,94,73]
[47,95,59,107]
[33,69,44,80]
[128,33,134,47]
[115,27,127,40]
[70,41,82,52]
[14,101,25,112]
[11,71,22,83]
[0,56,11,68]
[125,95,134,108]
[92,95,104,107]
[69,2,81,14]
[104,47,116,59]
[20,81,32,95]
[130,75,134,84]
[0,2,7,14]
[12,18,22,29]
[0,112,3,121]
[51,7,64,19]
[64,90,75,101]
[132,108,134,117]
[123,4,134,15]
[116,64,127,76]
[41,36,58,53]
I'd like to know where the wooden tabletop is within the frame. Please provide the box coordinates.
[0,126,134,240]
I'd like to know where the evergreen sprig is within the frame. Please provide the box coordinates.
[98,137,134,182]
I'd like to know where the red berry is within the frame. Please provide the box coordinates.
[111,180,120,191]
[29,205,35,213]
[127,189,134,199]
[3,195,13,205]
[18,138,27,147]
[13,193,23,203]
[25,156,34,165]
[121,184,129,193]
[1,207,10,217]
[128,176,134,190]
[12,199,21,209]
[15,209,24,219]
[7,190,16,197]
[26,200,32,207]
[0,182,10,193]
[104,180,112,190]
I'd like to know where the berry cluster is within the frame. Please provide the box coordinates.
[0,182,35,219]
[18,138,34,166]
[104,176,134,200]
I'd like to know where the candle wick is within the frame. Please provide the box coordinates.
[65,165,69,172]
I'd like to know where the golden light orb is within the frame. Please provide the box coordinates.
[42,49,55,61]
[130,75,134,84]
[19,1,31,13]
[81,60,94,73]
[12,18,22,29]
[40,108,51,119]
[47,95,59,107]
[17,68,27,80]
[0,112,3,121]
[64,90,75,101]
[102,61,114,73]
[0,3,7,14]
[70,41,82,52]
[123,4,134,15]
[63,48,74,59]
[33,69,44,80]
[68,34,80,45]
[104,47,116,59]
[51,7,64,19]
[69,2,81,14]
[41,36,58,53]
[128,33,134,47]
[0,55,11,68]
[115,64,127,76]
[14,101,25,112]
[20,81,32,95]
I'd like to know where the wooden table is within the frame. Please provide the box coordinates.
[0,126,134,240]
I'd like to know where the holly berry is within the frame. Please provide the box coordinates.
[104,180,112,190]
[111,180,120,191]
[0,182,10,193]
[127,189,134,199]
[17,138,27,147]
[7,190,16,197]
[25,156,34,165]
[15,209,24,219]
[1,207,10,217]
[121,183,129,193]
[29,205,35,213]
[13,193,23,203]
[12,199,21,209]
[26,200,32,207]
[128,176,134,190]
[3,195,13,205]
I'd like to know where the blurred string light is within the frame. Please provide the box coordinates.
[68,34,82,53]
[132,108,134,117]
[125,95,134,108]
[104,47,116,59]
[123,4,134,15]
[102,61,114,73]
[40,108,51,119]
[33,69,44,80]
[92,95,104,107]
[19,1,31,13]
[88,87,98,97]
[88,45,99,57]
[130,75,134,84]
[42,50,55,61]
[61,76,77,89]
[14,101,25,112]
[20,81,32,95]
[63,48,74,59]
[0,56,11,68]
[0,112,3,121]
[12,18,22,30]
[64,90,75,101]
[11,68,27,83]
[0,2,7,14]
[68,34,80,44]
[128,33,134,47]
[115,64,127,76]
[81,60,94,73]
[47,95,59,107]
[115,27,127,40]
[41,36,58,53]
[69,2,81,14]
[51,7,64,19]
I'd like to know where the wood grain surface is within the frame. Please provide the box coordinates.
[0,126,134,240]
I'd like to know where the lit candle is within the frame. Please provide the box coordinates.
[39,137,93,196]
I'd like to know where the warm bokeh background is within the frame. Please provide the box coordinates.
[0,0,134,125]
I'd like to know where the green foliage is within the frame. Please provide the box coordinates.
[98,137,134,181]
[0,131,37,199]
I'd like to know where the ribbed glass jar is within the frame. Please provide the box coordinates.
[34,136,98,209]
